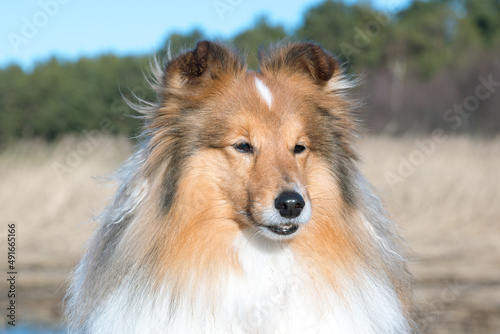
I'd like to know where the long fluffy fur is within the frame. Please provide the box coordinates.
[66,41,419,333]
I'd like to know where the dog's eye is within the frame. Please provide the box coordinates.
[294,144,306,154]
[234,142,253,153]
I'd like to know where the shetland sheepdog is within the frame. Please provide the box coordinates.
[66,41,418,333]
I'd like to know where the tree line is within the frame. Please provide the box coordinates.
[1,0,499,146]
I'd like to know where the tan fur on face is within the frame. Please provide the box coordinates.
[292,156,361,276]
[132,65,364,288]
[137,52,375,287]
[152,152,242,291]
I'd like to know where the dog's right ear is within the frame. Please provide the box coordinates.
[164,41,245,89]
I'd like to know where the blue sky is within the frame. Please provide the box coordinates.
[1,0,411,70]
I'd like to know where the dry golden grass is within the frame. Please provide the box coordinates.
[357,135,500,333]
[0,136,132,327]
[0,135,499,332]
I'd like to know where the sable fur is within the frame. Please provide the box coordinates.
[65,41,419,333]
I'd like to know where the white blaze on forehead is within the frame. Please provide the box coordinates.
[254,77,273,108]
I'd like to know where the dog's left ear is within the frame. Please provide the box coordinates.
[259,42,338,86]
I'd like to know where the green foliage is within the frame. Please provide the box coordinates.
[389,0,457,77]
[0,56,150,145]
[297,1,387,68]
[233,17,287,69]
[1,0,499,145]
[463,0,500,46]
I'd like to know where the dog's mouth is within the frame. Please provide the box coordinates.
[265,223,299,235]
[239,210,301,238]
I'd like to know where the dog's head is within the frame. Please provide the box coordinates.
[145,41,358,240]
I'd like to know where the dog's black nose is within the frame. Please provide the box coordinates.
[274,191,305,218]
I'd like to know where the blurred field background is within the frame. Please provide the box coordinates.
[1,0,500,333]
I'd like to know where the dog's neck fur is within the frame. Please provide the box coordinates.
[82,227,409,334]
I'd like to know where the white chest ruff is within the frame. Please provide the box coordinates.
[89,232,409,334]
